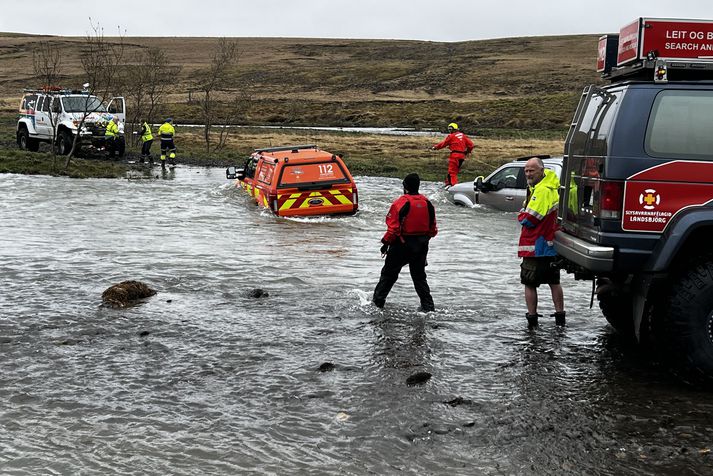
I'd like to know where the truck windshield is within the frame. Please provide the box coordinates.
[61,96,107,113]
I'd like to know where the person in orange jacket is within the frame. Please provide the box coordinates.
[432,122,474,187]
[372,173,438,311]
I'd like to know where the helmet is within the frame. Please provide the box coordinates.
[448,122,458,131]
[165,117,173,123]
[106,114,114,121]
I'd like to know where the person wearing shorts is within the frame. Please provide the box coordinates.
[517,158,565,328]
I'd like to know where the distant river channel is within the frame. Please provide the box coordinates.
[1,168,712,475]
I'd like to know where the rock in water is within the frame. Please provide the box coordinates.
[318,362,336,372]
[247,288,269,298]
[102,280,157,308]
[406,371,432,386]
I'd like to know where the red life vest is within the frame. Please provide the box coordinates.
[382,193,438,243]
[401,194,433,235]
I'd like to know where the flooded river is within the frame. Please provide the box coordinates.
[1,168,712,475]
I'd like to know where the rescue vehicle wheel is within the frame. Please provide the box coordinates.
[597,277,635,338]
[664,255,713,386]
[56,130,73,155]
[17,127,39,152]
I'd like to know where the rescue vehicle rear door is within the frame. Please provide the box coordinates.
[34,95,54,139]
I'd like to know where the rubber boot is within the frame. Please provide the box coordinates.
[552,311,566,327]
[526,313,540,329]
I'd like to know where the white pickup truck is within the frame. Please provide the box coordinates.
[16,88,125,156]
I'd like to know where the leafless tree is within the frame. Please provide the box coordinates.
[122,47,181,147]
[65,19,126,168]
[191,38,244,153]
[31,41,62,168]
[213,90,251,152]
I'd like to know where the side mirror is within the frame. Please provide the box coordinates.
[226,167,246,180]
[474,176,485,192]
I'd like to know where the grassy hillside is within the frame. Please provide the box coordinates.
[0,33,602,179]
[0,34,602,131]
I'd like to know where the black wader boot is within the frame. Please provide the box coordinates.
[526,313,540,329]
[552,311,566,327]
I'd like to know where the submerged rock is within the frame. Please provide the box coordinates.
[318,362,336,372]
[247,288,269,298]
[102,280,157,308]
[406,371,432,386]
[444,397,473,407]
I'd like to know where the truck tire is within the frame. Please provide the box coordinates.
[17,127,39,152]
[597,277,635,338]
[56,130,73,156]
[665,255,713,385]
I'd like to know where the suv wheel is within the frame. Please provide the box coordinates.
[17,127,39,152]
[597,277,635,338]
[664,255,713,385]
[56,130,73,156]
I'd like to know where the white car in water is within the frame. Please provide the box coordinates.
[447,155,563,212]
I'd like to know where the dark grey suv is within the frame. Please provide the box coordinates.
[555,60,713,384]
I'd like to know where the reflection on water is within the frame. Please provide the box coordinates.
[1,169,712,475]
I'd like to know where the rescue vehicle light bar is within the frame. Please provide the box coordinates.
[255,144,317,154]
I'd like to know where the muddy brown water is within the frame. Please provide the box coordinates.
[1,168,712,475]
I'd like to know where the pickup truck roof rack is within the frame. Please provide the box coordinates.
[256,144,318,154]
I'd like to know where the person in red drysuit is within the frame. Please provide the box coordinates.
[372,173,438,311]
[432,122,474,187]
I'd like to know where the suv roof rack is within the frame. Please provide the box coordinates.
[256,144,318,154]
[598,18,713,84]
[605,58,713,83]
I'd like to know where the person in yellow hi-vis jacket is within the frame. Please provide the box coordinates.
[157,118,176,168]
[517,157,565,329]
[104,114,119,159]
[139,120,154,164]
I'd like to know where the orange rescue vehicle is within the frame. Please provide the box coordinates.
[226,144,358,217]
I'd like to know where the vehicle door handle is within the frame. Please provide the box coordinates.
[505,196,514,201]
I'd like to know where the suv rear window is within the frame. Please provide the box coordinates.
[645,90,713,160]
[569,87,622,156]
[278,162,349,187]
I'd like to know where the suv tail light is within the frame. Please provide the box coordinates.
[599,181,623,219]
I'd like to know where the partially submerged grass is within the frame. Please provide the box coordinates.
[0,149,128,178]
[0,112,563,180]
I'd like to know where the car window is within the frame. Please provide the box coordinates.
[244,157,257,179]
[645,89,713,160]
[257,162,275,185]
[36,96,45,112]
[569,87,622,156]
[278,161,349,188]
[21,94,38,112]
[488,166,522,190]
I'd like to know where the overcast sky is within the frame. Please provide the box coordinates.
[1,0,710,41]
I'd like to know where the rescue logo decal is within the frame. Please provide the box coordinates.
[623,161,713,233]
[639,189,660,210]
